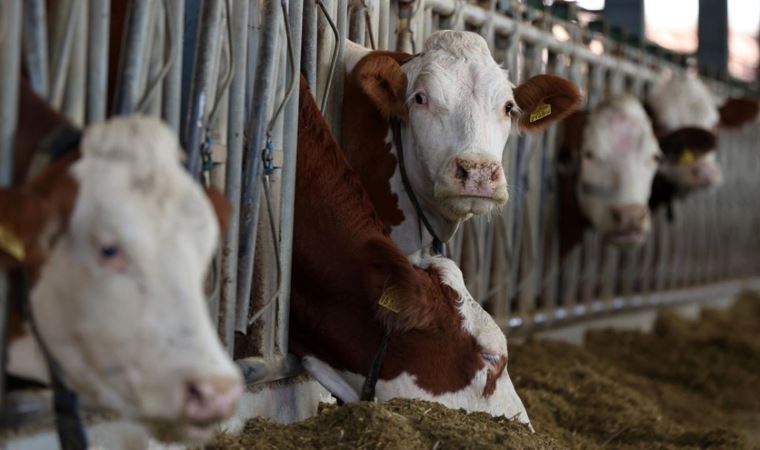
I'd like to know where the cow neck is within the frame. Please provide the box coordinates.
[390,119,445,255]
[291,79,487,398]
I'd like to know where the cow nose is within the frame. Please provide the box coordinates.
[451,158,504,198]
[691,164,721,184]
[610,204,649,228]
[183,376,243,425]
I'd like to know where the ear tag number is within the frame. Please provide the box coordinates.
[0,224,26,261]
[529,103,552,123]
[378,289,400,313]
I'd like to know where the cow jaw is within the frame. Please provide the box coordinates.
[28,117,242,443]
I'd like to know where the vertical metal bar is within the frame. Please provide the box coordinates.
[236,0,280,333]
[182,0,223,176]
[22,0,49,97]
[112,0,152,115]
[87,0,110,124]
[0,0,23,407]
[219,0,249,354]
[244,0,260,122]
[302,0,318,89]
[62,1,87,126]
[48,0,78,109]
[276,0,303,355]
[162,0,185,131]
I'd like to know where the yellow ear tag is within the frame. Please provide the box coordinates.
[529,103,552,123]
[679,148,696,165]
[0,224,25,261]
[378,288,400,313]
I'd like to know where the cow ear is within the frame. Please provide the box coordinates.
[355,53,409,121]
[0,188,52,269]
[514,74,583,132]
[719,97,759,128]
[204,187,232,233]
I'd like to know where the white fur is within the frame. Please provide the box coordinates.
[18,116,241,443]
[576,96,660,237]
[302,254,530,427]
[647,73,720,133]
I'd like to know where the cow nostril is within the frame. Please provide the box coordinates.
[611,208,622,224]
[490,167,501,182]
[455,163,468,180]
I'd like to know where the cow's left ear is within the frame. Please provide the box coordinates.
[514,75,583,132]
[204,187,232,233]
[355,52,410,121]
[719,97,759,128]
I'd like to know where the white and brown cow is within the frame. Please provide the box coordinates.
[557,96,662,257]
[646,73,759,216]
[286,78,530,425]
[342,31,582,255]
[2,83,242,443]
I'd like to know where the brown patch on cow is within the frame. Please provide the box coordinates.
[286,78,488,397]
[719,97,760,128]
[514,75,583,132]
[342,51,414,232]
[483,355,508,397]
[657,127,717,161]
[204,187,232,233]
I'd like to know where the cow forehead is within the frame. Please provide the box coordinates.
[648,75,719,132]
[585,97,657,158]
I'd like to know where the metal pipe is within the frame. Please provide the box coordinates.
[236,0,281,334]
[62,0,87,126]
[219,0,249,354]
[181,0,223,177]
[112,0,152,115]
[86,0,110,124]
[0,0,22,408]
[162,0,185,131]
[48,0,78,109]
[22,0,49,97]
[302,0,318,89]
[275,0,303,356]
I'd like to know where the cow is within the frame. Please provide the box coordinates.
[1,82,243,444]
[645,73,759,217]
[342,30,582,256]
[556,96,662,258]
[283,77,530,424]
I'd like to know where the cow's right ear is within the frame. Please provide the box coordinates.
[719,97,759,128]
[355,53,409,121]
[0,188,52,269]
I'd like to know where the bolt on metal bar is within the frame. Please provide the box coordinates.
[182,0,223,177]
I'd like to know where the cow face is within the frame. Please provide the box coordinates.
[575,97,660,246]
[647,74,759,194]
[0,117,242,444]
[355,31,581,224]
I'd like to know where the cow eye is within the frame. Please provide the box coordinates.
[504,101,514,115]
[99,244,127,270]
[413,93,428,105]
[653,154,664,164]
[583,150,594,160]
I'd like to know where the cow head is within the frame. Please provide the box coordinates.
[647,74,759,194]
[353,31,581,227]
[0,117,242,443]
[566,97,661,247]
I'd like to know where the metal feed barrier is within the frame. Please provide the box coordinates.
[1,0,760,440]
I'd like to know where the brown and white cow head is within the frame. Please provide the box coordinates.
[346,31,581,250]
[567,96,661,247]
[647,74,759,193]
[1,117,242,443]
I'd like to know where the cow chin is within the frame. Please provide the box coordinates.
[604,229,648,247]
[435,189,508,221]
[147,420,218,444]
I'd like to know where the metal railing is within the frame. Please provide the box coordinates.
[1,0,759,436]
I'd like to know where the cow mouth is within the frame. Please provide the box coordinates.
[440,195,506,220]
[605,229,647,247]
[147,418,223,444]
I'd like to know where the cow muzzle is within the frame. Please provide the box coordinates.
[604,204,650,247]
[451,157,506,199]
